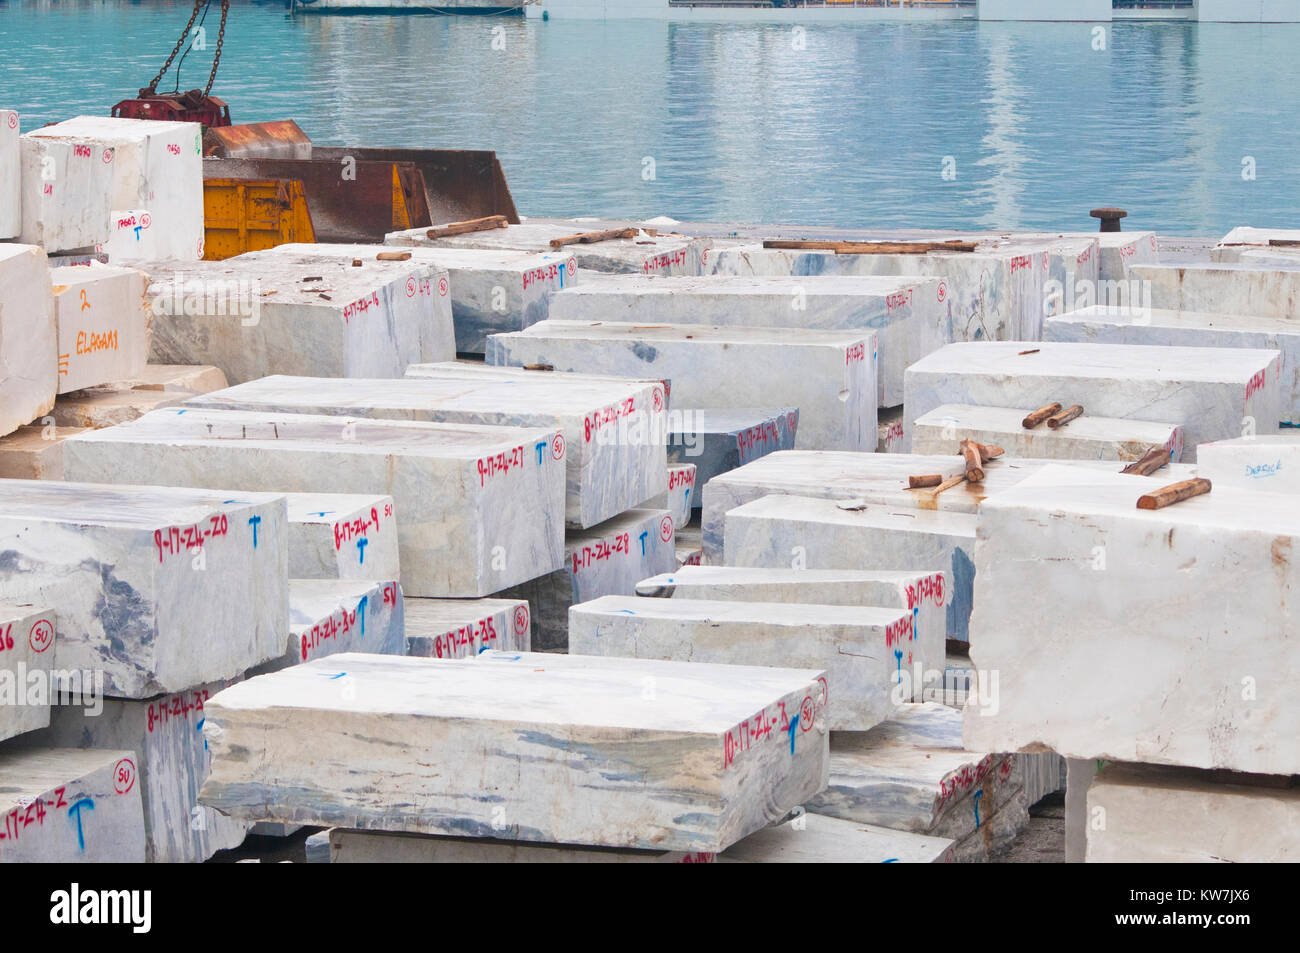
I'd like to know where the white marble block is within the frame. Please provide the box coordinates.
[50,264,149,394]
[1134,262,1300,323]
[1086,762,1300,863]
[258,243,578,355]
[487,321,877,452]
[199,651,830,853]
[878,406,905,453]
[649,463,695,528]
[0,244,57,437]
[0,425,88,480]
[185,370,667,529]
[806,703,1028,863]
[635,565,948,694]
[570,594,919,731]
[719,811,955,863]
[708,241,1049,344]
[328,827,715,863]
[499,508,677,651]
[1045,305,1300,425]
[22,678,248,863]
[62,407,566,598]
[912,403,1185,463]
[403,597,531,658]
[142,254,455,384]
[670,407,799,494]
[23,117,203,260]
[253,579,406,673]
[0,110,18,238]
[904,340,1280,451]
[1196,433,1300,492]
[723,494,978,642]
[387,221,707,277]
[1095,232,1159,281]
[0,479,287,698]
[0,748,146,863]
[963,464,1300,775]
[0,603,56,743]
[284,492,400,581]
[50,362,228,429]
[1211,226,1300,263]
[548,274,943,406]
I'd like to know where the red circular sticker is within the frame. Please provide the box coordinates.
[438,276,449,296]
[139,212,152,229]
[114,758,136,794]
[567,257,577,275]
[937,281,947,303]
[652,387,664,413]
[513,605,529,636]
[551,433,565,460]
[101,148,114,164]
[660,515,674,542]
[28,619,53,654]
[6,114,16,130]
[799,695,815,732]
[405,276,417,297]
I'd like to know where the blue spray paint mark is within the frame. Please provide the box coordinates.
[881,858,899,863]
[787,714,800,754]
[324,672,347,680]
[559,262,566,288]
[356,537,368,564]
[68,798,95,850]
[894,648,903,676]
[197,717,207,751]
[356,595,368,637]
[534,441,546,465]
[638,530,648,556]
[310,511,333,518]
[683,488,690,508]
[248,515,261,548]
[614,609,637,615]
[972,789,983,829]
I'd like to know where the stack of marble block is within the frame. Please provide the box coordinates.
[18,116,203,262]
[196,651,962,863]
[963,464,1300,862]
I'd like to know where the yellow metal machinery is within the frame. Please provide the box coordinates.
[202,177,316,260]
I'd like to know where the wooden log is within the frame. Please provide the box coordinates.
[960,440,984,483]
[1047,404,1084,429]
[761,239,978,255]
[1120,446,1168,476]
[908,474,943,489]
[425,214,509,239]
[929,473,968,497]
[1022,402,1062,429]
[375,250,412,262]
[1137,478,1211,511]
[549,227,642,249]
[977,443,1005,463]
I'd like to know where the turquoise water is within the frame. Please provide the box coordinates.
[2,0,1298,234]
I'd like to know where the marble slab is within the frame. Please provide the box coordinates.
[0,603,56,743]
[51,363,229,429]
[570,594,919,731]
[646,463,694,527]
[1133,261,1300,322]
[62,407,566,598]
[0,479,287,698]
[0,244,57,437]
[1211,226,1300,263]
[912,403,1185,463]
[1086,761,1300,863]
[284,492,400,581]
[718,811,955,863]
[256,243,578,355]
[669,407,798,494]
[253,578,407,673]
[199,650,829,853]
[50,264,149,394]
[0,110,17,238]
[497,508,677,651]
[487,321,877,451]
[1195,433,1300,492]
[141,254,455,384]
[0,748,146,863]
[904,340,1280,451]
[963,464,1300,775]
[403,597,532,658]
[0,425,89,479]
[328,827,714,863]
[548,274,943,406]
[185,370,668,529]
[1045,305,1300,425]
[722,494,977,642]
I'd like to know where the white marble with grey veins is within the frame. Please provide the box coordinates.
[669,407,798,496]
[185,370,667,529]
[141,254,455,384]
[647,463,694,528]
[548,274,943,406]
[199,651,829,853]
[0,478,287,698]
[247,578,406,675]
[50,264,150,395]
[487,321,877,452]
[403,596,531,658]
[1133,261,1300,322]
[497,507,676,651]
[0,747,146,863]
[0,244,56,437]
[0,603,56,743]
[283,491,401,581]
[963,465,1300,775]
[62,407,566,598]
[905,340,1280,451]
[328,827,713,863]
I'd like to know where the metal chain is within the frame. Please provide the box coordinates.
[203,0,230,97]
[147,0,206,93]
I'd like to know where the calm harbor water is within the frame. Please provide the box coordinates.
[2,0,1298,234]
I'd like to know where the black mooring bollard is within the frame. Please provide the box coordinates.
[1090,207,1128,233]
